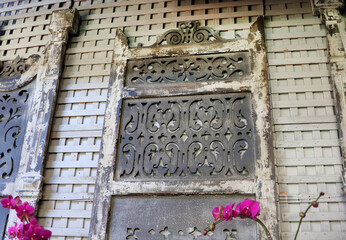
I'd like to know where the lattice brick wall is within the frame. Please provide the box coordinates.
[265,0,346,239]
[1,0,345,239]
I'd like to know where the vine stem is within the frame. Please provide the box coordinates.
[256,218,273,240]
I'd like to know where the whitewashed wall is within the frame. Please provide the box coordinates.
[0,0,345,239]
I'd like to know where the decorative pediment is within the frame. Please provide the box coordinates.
[151,21,223,47]
[0,55,40,91]
[0,55,40,79]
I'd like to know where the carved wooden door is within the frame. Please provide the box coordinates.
[90,19,278,240]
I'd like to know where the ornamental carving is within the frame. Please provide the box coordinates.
[0,55,40,91]
[0,56,28,79]
[116,93,254,180]
[125,227,239,239]
[0,84,33,181]
[109,197,256,239]
[126,53,250,85]
[151,21,222,46]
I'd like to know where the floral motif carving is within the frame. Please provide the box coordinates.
[0,88,31,181]
[116,93,254,180]
[151,21,222,46]
[126,53,250,85]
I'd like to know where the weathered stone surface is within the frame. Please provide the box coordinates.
[109,195,256,240]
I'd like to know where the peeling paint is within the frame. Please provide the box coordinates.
[90,17,279,240]
[0,9,80,240]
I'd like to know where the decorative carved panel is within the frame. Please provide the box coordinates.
[149,21,223,47]
[108,196,256,239]
[116,93,254,180]
[126,53,250,85]
[0,83,34,182]
[0,55,39,91]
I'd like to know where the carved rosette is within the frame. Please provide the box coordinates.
[151,21,222,46]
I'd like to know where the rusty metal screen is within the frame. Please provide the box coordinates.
[116,93,254,180]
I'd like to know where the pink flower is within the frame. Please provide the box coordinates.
[14,196,23,207]
[1,195,23,210]
[16,202,35,222]
[212,205,224,221]
[23,219,51,240]
[223,203,236,221]
[235,199,260,220]
[8,223,19,238]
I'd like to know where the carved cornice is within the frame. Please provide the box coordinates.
[149,21,223,47]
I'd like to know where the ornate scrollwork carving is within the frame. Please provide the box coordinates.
[116,93,254,180]
[0,55,40,92]
[126,52,250,85]
[0,56,27,79]
[0,86,32,181]
[151,21,222,46]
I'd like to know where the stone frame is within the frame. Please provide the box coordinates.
[90,17,279,239]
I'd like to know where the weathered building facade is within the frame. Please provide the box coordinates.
[0,0,345,239]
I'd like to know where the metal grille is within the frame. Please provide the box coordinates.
[116,93,254,180]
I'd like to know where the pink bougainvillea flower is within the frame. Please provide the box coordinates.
[16,201,35,222]
[223,203,236,221]
[235,199,260,220]
[8,223,19,238]
[212,204,224,222]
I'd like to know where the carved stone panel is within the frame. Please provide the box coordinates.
[116,93,254,180]
[108,195,256,239]
[0,82,34,183]
[126,53,250,85]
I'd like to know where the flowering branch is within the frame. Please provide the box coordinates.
[294,192,324,240]
[204,199,272,240]
[1,195,51,240]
